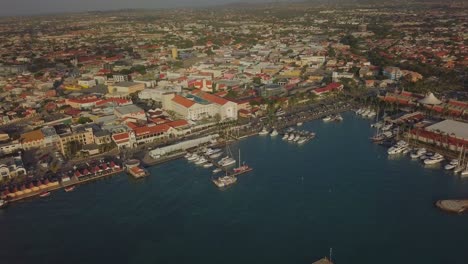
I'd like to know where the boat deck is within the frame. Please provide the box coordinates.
[312,257,333,264]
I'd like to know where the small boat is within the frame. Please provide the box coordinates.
[282,133,289,140]
[209,152,222,159]
[213,168,222,174]
[297,137,308,145]
[288,133,295,141]
[424,153,444,165]
[322,116,332,122]
[297,122,303,126]
[410,148,426,159]
[219,157,236,167]
[195,157,208,165]
[270,129,279,137]
[39,192,51,198]
[293,134,301,142]
[259,127,269,135]
[187,154,199,161]
[334,114,343,122]
[184,153,192,159]
[64,186,75,192]
[0,199,7,209]
[203,162,214,168]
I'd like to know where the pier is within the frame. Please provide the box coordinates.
[436,200,468,214]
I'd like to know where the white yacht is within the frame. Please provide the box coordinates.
[209,152,222,159]
[270,129,279,137]
[282,133,289,140]
[334,114,343,122]
[184,152,193,159]
[195,157,208,165]
[381,124,393,131]
[410,148,426,159]
[219,157,236,167]
[322,116,333,122]
[288,133,296,141]
[387,141,409,155]
[187,154,199,161]
[420,152,434,161]
[297,122,303,126]
[293,134,301,142]
[424,153,444,165]
[212,168,222,174]
[367,111,377,118]
[203,162,213,168]
[297,137,308,145]
[444,159,459,170]
[461,166,468,177]
[259,127,269,135]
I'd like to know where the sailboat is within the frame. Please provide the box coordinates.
[454,149,466,174]
[218,142,236,167]
[234,149,250,173]
[370,111,385,142]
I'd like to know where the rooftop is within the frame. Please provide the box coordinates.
[115,105,144,115]
[425,120,468,140]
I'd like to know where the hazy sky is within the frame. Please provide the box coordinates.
[1,0,277,16]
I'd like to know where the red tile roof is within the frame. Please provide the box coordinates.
[133,124,171,137]
[166,119,189,128]
[172,95,195,108]
[196,91,230,105]
[112,132,130,142]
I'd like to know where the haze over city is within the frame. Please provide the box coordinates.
[1,0,290,16]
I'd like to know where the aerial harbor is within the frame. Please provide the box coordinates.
[0,0,467,263]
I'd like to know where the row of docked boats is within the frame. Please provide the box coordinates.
[185,147,225,168]
[282,130,316,145]
[387,142,468,176]
[322,114,343,122]
[355,108,377,119]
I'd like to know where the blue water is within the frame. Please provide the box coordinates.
[1,112,468,264]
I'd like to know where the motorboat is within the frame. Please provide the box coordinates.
[212,175,237,188]
[322,116,333,122]
[334,114,343,122]
[0,199,7,209]
[195,157,208,165]
[184,152,192,159]
[259,127,269,135]
[270,129,279,137]
[64,186,75,192]
[297,122,303,126]
[203,162,214,168]
[209,152,222,159]
[444,159,459,170]
[288,133,296,141]
[187,154,199,161]
[424,153,444,165]
[410,148,426,159]
[39,192,51,198]
[297,137,308,145]
[213,168,222,174]
[293,134,301,142]
[219,156,236,167]
[282,133,289,140]
[420,152,434,161]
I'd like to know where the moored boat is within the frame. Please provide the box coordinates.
[64,186,75,192]
[259,127,269,135]
[270,129,279,137]
[39,192,50,198]
[0,199,7,209]
[203,162,213,168]
[212,168,222,174]
[322,116,333,122]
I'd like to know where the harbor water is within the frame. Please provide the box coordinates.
[1,112,468,264]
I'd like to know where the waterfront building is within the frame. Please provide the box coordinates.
[409,119,468,152]
[111,131,136,149]
[58,127,94,156]
[162,92,237,121]
[312,82,344,96]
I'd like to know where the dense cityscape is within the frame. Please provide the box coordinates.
[0,1,467,263]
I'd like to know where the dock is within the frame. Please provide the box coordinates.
[436,200,468,214]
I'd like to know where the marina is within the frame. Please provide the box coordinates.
[1,112,468,264]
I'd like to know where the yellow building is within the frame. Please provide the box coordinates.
[172,48,178,60]
[59,127,94,156]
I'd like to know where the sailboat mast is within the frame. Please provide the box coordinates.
[238,149,241,167]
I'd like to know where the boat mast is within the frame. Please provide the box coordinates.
[329,248,333,262]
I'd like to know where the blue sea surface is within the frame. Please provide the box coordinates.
[1,112,468,264]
